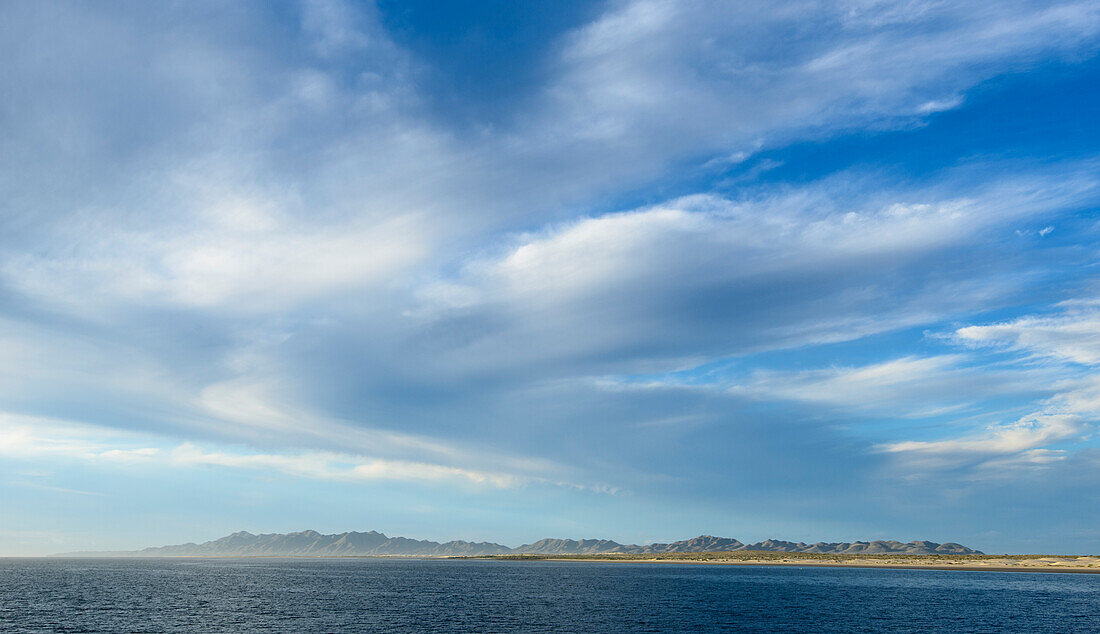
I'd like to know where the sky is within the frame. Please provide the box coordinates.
[1,0,1099,556]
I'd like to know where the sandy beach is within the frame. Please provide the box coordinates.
[474,552,1100,573]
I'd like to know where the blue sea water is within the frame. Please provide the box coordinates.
[0,558,1097,632]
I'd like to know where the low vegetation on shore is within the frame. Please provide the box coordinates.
[465,550,1100,571]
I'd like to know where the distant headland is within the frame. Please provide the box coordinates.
[57,530,982,557]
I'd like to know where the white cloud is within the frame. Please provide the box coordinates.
[727,355,1022,418]
[0,0,450,314]
[882,302,1100,474]
[917,95,965,113]
[191,376,488,462]
[955,303,1100,365]
[601,298,1100,478]
[6,215,429,311]
[0,412,159,462]
[602,353,1049,422]
[884,413,1082,456]
[411,165,1098,377]
[169,442,521,488]
[2,0,1095,332]
[0,411,574,491]
[479,167,1093,298]
[538,0,1100,171]
[881,412,1083,474]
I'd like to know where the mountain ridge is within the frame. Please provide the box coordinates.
[57,530,983,557]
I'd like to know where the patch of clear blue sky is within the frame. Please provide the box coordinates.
[740,57,1100,185]
[375,0,599,125]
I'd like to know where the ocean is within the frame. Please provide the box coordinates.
[1,558,1097,632]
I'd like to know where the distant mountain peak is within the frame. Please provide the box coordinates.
[56,530,984,558]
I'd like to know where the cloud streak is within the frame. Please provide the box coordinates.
[0,412,597,491]
[882,302,1100,474]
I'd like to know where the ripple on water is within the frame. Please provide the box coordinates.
[0,558,1098,632]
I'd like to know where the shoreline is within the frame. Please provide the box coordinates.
[14,554,1099,573]
[523,558,1100,574]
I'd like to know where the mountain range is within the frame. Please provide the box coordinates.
[59,530,983,557]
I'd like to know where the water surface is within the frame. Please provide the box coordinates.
[1,558,1097,632]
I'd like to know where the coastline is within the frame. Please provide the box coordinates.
[535,559,1100,574]
[463,553,1100,574]
[22,552,1100,573]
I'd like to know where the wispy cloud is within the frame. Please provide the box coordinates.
[882,302,1100,474]
[955,301,1100,365]
[727,355,1036,419]
[0,412,607,492]
[540,0,1100,168]
[882,413,1082,471]
[413,164,1098,378]
[169,443,522,488]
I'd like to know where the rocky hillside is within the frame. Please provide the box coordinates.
[60,531,982,557]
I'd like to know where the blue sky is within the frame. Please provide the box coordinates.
[1,0,1100,556]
